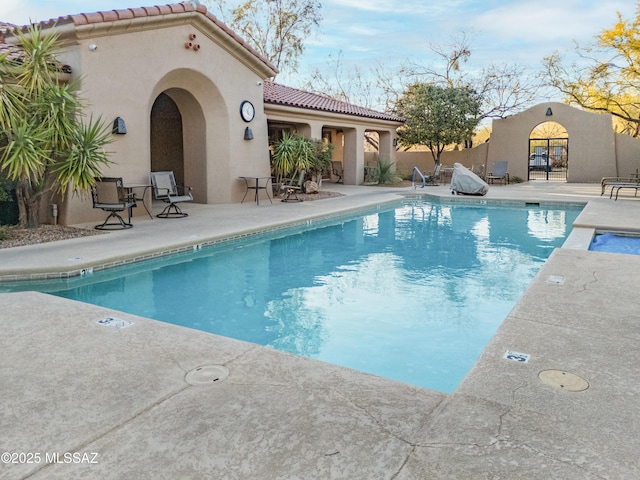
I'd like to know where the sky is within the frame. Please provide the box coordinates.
[1,0,637,105]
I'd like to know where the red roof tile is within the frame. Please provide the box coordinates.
[0,22,17,34]
[3,2,277,75]
[263,82,404,123]
[0,22,22,60]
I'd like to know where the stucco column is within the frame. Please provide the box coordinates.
[309,123,323,139]
[297,124,312,138]
[343,126,365,184]
[297,122,323,139]
[378,130,396,165]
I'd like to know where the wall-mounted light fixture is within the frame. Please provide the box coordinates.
[546,107,553,116]
[393,138,398,147]
[244,126,254,140]
[112,117,127,134]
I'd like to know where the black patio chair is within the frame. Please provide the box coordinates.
[91,177,136,230]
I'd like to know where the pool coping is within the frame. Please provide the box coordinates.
[0,192,589,283]
[2,182,640,478]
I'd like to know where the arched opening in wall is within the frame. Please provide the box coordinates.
[150,89,207,202]
[528,121,568,181]
[151,92,185,185]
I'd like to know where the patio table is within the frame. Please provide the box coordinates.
[239,176,273,205]
[123,183,154,219]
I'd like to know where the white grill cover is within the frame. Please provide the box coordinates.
[450,163,489,196]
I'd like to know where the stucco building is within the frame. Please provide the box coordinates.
[0,2,403,225]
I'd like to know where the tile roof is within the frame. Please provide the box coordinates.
[1,4,402,124]
[263,81,404,123]
[1,2,277,75]
[0,22,17,34]
[0,22,21,60]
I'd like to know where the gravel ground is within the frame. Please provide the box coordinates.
[0,190,347,249]
[0,225,104,249]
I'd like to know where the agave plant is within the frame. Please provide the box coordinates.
[371,157,402,184]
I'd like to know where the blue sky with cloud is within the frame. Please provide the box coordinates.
[1,0,637,100]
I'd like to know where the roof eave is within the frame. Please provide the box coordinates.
[264,102,404,126]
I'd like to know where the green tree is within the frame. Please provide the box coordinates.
[543,5,640,137]
[207,0,321,74]
[307,138,333,185]
[393,84,481,163]
[0,25,112,227]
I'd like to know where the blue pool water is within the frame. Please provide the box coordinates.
[589,232,640,255]
[2,199,582,393]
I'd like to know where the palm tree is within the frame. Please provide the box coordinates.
[0,24,112,227]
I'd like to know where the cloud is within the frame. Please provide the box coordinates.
[473,0,635,44]
[322,0,454,15]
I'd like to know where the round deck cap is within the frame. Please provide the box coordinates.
[185,364,229,386]
[539,369,589,392]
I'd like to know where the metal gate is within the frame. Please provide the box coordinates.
[528,138,568,181]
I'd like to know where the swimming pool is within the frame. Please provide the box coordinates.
[1,199,582,392]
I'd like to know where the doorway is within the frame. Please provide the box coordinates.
[528,122,568,181]
[150,92,185,186]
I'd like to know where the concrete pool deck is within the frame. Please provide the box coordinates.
[1,181,640,479]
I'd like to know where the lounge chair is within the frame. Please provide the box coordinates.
[281,170,305,202]
[91,177,136,230]
[601,175,640,197]
[486,161,509,185]
[610,181,640,200]
[424,163,442,185]
[150,171,193,218]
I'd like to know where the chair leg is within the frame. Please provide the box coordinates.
[157,203,188,218]
[281,188,303,203]
[95,211,133,230]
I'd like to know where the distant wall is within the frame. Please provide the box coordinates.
[615,132,640,177]
[395,151,433,176]
[395,143,488,177]
[441,143,489,169]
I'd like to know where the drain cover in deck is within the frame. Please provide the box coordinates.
[539,369,589,392]
[185,365,229,386]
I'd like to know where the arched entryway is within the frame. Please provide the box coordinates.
[149,88,207,203]
[151,93,185,185]
[528,121,568,181]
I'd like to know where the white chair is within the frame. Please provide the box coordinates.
[150,171,193,218]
